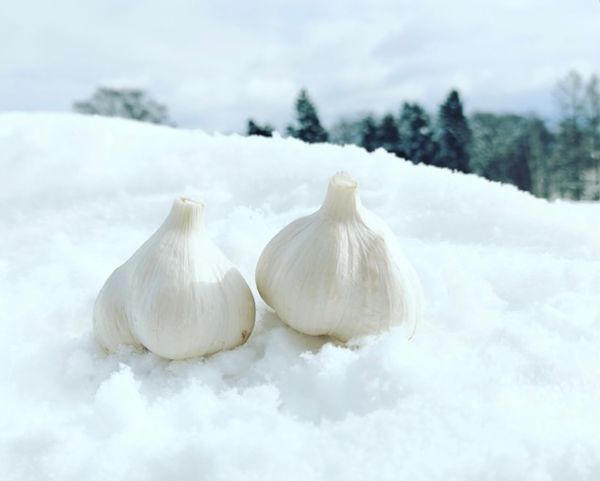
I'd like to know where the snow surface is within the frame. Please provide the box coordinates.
[1,113,600,481]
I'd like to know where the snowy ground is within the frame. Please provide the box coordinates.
[1,113,599,481]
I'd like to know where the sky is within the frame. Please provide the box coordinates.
[1,0,599,132]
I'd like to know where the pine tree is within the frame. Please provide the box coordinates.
[358,115,380,152]
[377,114,402,156]
[435,90,471,172]
[286,89,329,143]
[247,119,273,137]
[397,102,437,164]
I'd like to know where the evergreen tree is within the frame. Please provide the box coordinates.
[397,102,437,164]
[247,119,273,137]
[286,89,329,143]
[377,114,402,156]
[358,115,380,152]
[435,90,471,172]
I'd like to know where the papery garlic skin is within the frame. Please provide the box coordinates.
[256,172,422,342]
[93,265,142,352]
[93,198,255,359]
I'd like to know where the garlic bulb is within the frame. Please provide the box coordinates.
[93,198,256,359]
[256,172,422,341]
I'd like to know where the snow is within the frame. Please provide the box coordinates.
[1,112,599,480]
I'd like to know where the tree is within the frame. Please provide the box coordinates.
[551,71,600,200]
[435,90,471,172]
[551,71,589,199]
[470,113,526,191]
[377,114,402,156]
[286,89,329,143]
[247,119,274,137]
[73,87,171,125]
[469,113,554,196]
[584,74,600,199]
[397,102,437,164]
[358,115,380,152]
[329,117,364,145]
[521,117,554,198]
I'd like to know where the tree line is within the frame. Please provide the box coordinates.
[73,71,600,200]
[247,72,600,200]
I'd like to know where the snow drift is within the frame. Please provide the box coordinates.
[0,113,599,481]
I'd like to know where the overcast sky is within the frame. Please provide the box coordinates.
[1,0,599,132]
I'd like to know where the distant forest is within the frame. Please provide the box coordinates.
[247,71,600,201]
[74,71,600,201]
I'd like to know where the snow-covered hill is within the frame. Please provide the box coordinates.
[1,113,599,481]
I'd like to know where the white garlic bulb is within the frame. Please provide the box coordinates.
[256,172,422,342]
[94,198,256,359]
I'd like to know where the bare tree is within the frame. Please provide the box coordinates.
[584,75,600,198]
[552,71,588,199]
[73,87,172,125]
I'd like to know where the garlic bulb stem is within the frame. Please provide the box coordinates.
[320,173,361,220]
[167,197,206,232]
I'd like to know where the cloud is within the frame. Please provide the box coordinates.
[1,0,599,131]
